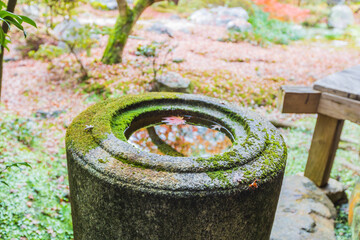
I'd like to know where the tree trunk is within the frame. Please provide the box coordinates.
[101,13,135,64]
[0,0,17,103]
[101,0,156,64]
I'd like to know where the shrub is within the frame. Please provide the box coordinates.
[225,8,305,46]
[28,44,65,60]
[254,0,310,23]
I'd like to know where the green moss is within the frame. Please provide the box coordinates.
[98,158,108,163]
[66,92,181,156]
[206,170,232,187]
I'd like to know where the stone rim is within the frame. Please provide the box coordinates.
[66,93,287,193]
[91,96,267,173]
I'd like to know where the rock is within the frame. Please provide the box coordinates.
[53,19,82,42]
[189,9,214,25]
[210,6,248,20]
[164,20,194,34]
[327,0,345,6]
[78,17,116,26]
[172,58,185,63]
[227,19,252,32]
[320,178,348,205]
[328,5,354,30]
[332,40,348,47]
[169,14,181,20]
[190,7,249,27]
[35,110,65,119]
[151,72,192,93]
[20,5,41,20]
[349,183,360,240]
[271,175,336,240]
[4,57,18,62]
[146,22,174,37]
[89,0,118,10]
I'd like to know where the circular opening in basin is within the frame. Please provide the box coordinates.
[125,112,234,157]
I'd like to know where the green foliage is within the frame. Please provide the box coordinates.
[82,81,111,97]
[135,42,162,57]
[0,162,31,186]
[135,41,176,80]
[0,117,40,147]
[0,1,37,52]
[225,8,305,46]
[0,113,73,239]
[335,205,352,239]
[154,0,255,14]
[90,1,109,10]
[20,0,82,28]
[65,24,99,57]
[28,44,65,60]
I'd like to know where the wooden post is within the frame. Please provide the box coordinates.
[304,114,344,187]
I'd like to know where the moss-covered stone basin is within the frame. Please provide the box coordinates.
[66,93,287,240]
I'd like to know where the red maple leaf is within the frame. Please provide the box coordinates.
[162,116,186,125]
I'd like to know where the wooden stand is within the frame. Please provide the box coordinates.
[304,114,344,187]
[279,65,360,187]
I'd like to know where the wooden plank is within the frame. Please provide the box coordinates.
[317,93,360,124]
[304,114,344,187]
[314,65,360,101]
[279,86,321,113]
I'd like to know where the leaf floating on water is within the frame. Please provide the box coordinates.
[211,124,222,130]
[162,116,186,125]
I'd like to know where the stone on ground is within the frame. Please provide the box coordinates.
[327,0,345,6]
[146,22,174,37]
[227,19,252,32]
[328,5,354,30]
[150,72,191,93]
[190,6,250,27]
[320,178,348,205]
[271,175,336,240]
[53,19,82,42]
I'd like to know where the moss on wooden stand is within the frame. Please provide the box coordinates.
[66,93,287,240]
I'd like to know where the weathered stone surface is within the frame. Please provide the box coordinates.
[139,19,194,34]
[327,0,345,6]
[35,110,65,119]
[271,176,336,240]
[227,19,252,32]
[151,72,192,93]
[20,4,41,20]
[350,183,360,240]
[320,178,348,205]
[328,5,354,29]
[189,9,214,25]
[53,19,82,42]
[190,6,249,27]
[66,93,287,239]
[146,22,174,37]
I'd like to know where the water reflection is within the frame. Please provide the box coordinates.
[127,115,233,157]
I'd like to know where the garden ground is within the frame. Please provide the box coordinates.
[0,3,360,239]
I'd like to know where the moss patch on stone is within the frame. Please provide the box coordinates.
[66,92,181,156]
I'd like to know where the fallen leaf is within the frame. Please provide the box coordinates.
[162,116,186,125]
